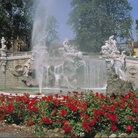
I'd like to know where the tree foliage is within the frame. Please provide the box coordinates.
[44,16,59,48]
[0,0,59,49]
[136,20,138,31]
[0,0,34,40]
[67,0,132,52]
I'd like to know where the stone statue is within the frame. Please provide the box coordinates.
[21,55,37,87]
[100,35,120,59]
[100,35,126,80]
[23,56,34,77]
[1,37,6,50]
[0,37,7,57]
[108,35,117,50]
[112,51,126,80]
[100,40,111,56]
[63,38,70,52]
[100,35,134,95]
[56,39,85,88]
[59,38,75,58]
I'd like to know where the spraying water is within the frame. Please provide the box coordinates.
[31,0,53,93]
[31,0,108,92]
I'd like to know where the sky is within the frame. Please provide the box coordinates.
[49,0,138,42]
[49,0,74,42]
[128,0,138,40]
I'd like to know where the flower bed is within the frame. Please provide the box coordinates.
[0,90,138,137]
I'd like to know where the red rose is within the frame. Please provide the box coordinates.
[59,109,68,117]
[53,99,60,106]
[111,125,118,131]
[127,116,132,120]
[126,125,133,132]
[5,103,14,114]
[110,114,117,122]
[135,117,138,122]
[105,112,111,118]
[99,93,105,100]
[40,116,52,125]
[89,118,96,126]
[66,103,78,111]
[26,104,38,112]
[62,123,72,133]
[82,121,92,131]
[62,119,68,124]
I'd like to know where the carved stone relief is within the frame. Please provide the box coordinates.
[126,66,138,78]
[9,57,37,87]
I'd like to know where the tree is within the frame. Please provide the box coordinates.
[0,0,34,38]
[0,0,59,50]
[67,0,132,52]
[0,0,12,38]
[136,20,138,39]
[46,16,59,49]
[0,0,34,49]
[136,20,138,29]
[31,0,59,51]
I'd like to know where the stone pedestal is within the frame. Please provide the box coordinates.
[0,49,7,57]
[106,73,134,96]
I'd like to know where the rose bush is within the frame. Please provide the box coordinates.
[0,90,138,137]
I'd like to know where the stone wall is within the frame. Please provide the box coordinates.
[1,53,138,91]
[0,52,31,90]
[125,57,138,89]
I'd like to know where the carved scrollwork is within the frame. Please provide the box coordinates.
[15,65,23,72]
[10,64,24,76]
[126,66,138,77]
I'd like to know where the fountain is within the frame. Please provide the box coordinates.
[100,34,126,80]
[31,0,50,93]
[0,1,136,95]
[29,0,107,93]
[30,37,107,92]
[100,34,134,95]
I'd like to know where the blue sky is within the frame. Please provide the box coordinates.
[128,0,138,40]
[50,0,73,42]
[50,0,138,42]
